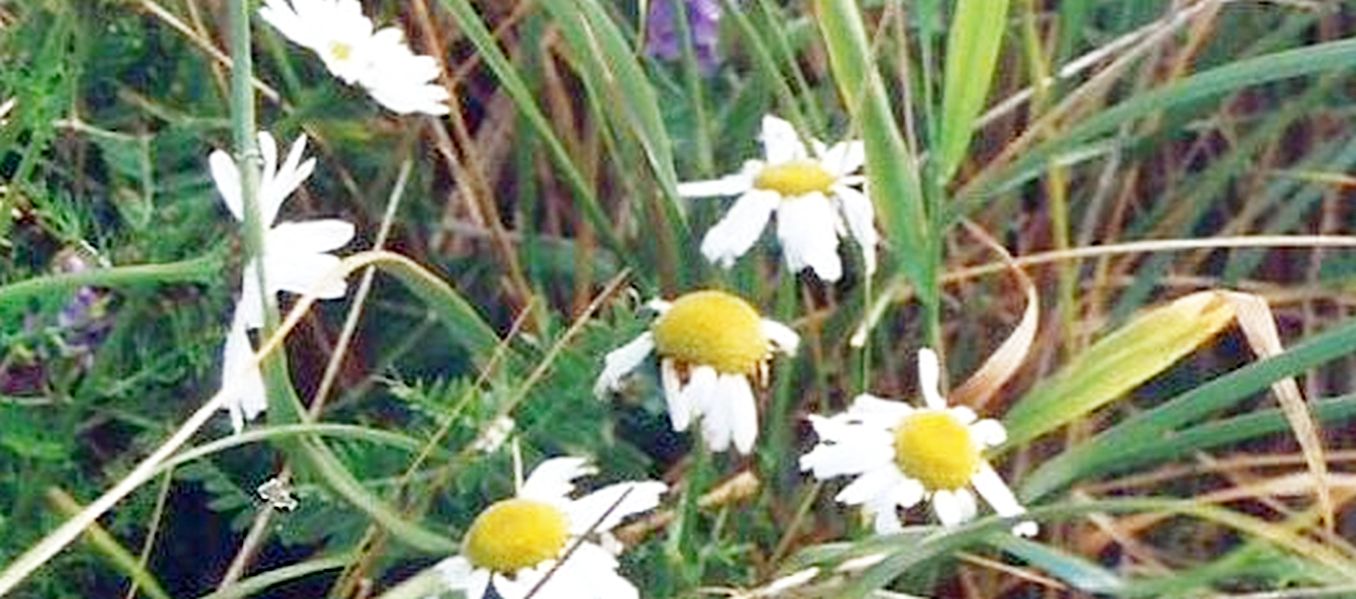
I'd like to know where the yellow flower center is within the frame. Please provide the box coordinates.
[652,290,768,376]
[753,160,836,197]
[893,411,980,491]
[328,41,353,62]
[462,498,569,574]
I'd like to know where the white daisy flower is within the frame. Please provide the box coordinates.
[678,114,877,282]
[259,0,451,116]
[594,290,799,454]
[434,457,666,599]
[800,348,1037,537]
[210,131,355,431]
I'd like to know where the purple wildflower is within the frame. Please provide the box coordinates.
[646,0,723,73]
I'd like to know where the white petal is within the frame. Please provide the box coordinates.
[775,194,843,282]
[799,424,892,478]
[819,140,866,177]
[932,489,965,527]
[677,173,754,198]
[723,374,759,454]
[699,190,778,268]
[267,219,356,255]
[686,366,729,452]
[209,149,244,222]
[917,348,947,409]
[432,556,473,590]
[221,303,267,432]
[264,251,347,299]
[568,480,666,535]
[237,265,265,330]
[593,332,655,397]
[848,394,915,422]
[870,501,903,534]
[834,466,897,506]
[645,298,673,314]
[948,406,978,425]
[660,358,690,431]
[834,186,878,276]
[955,487,978,522]
[263,134,316,223]
[969,418,1008,447]
[971,462,1037,537]
[520,457,596,503]
[257,131,279,203]
[892,476,926,510]
[760,319,800,356]
[760,115,809,163]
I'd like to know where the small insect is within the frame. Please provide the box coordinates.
[256,477,299,511]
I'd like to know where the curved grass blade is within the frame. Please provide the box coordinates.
[1001,291,1236,450]
[1021,316,1356,500]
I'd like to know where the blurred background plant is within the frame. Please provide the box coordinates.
[3,0,1356,597]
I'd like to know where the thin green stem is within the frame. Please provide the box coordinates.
[0,254,221,310]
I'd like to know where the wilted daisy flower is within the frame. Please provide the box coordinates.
[595,290,799,454]
[800,349,1037,537]
[259,0,451,116]
[435,457,665,599]
[210,131,355,431]
[678,115,876,282]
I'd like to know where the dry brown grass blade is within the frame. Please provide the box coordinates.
[1221,290,1333,530]
[951,221,1039,410]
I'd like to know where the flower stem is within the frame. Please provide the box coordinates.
[0,254,221,310]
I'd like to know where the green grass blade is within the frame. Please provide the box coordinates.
[1001,292,1237,450]
[959,36,1356,212]
[813,0,936,330]
[1021,318,1356,500]
[937,0,1012,182]
[437,0,633,267]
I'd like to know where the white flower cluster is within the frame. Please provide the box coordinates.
[259,0,450,116]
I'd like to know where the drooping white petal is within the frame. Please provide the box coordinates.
[819,140,866,177]
[677,173,754,198]
[724,374,759,454]
[646,298,673,314]
[593,332,655,397]
[699,190,779,268]
[760,319,800,356]
[954,488,979,522]
[775,194,844,282]
[209,149,244,222]
[891,476,926,511]
[870,499,903,534]
[220,303,267,433]
[971,462,1037,537]
[916,348,947,409]
[686,366,729,451]
[932,489,965,527]
[759,115,809,164]
[568,481,667,535]
[659,358,690,431]
[520,457,596,503]
[834,186,879,275]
